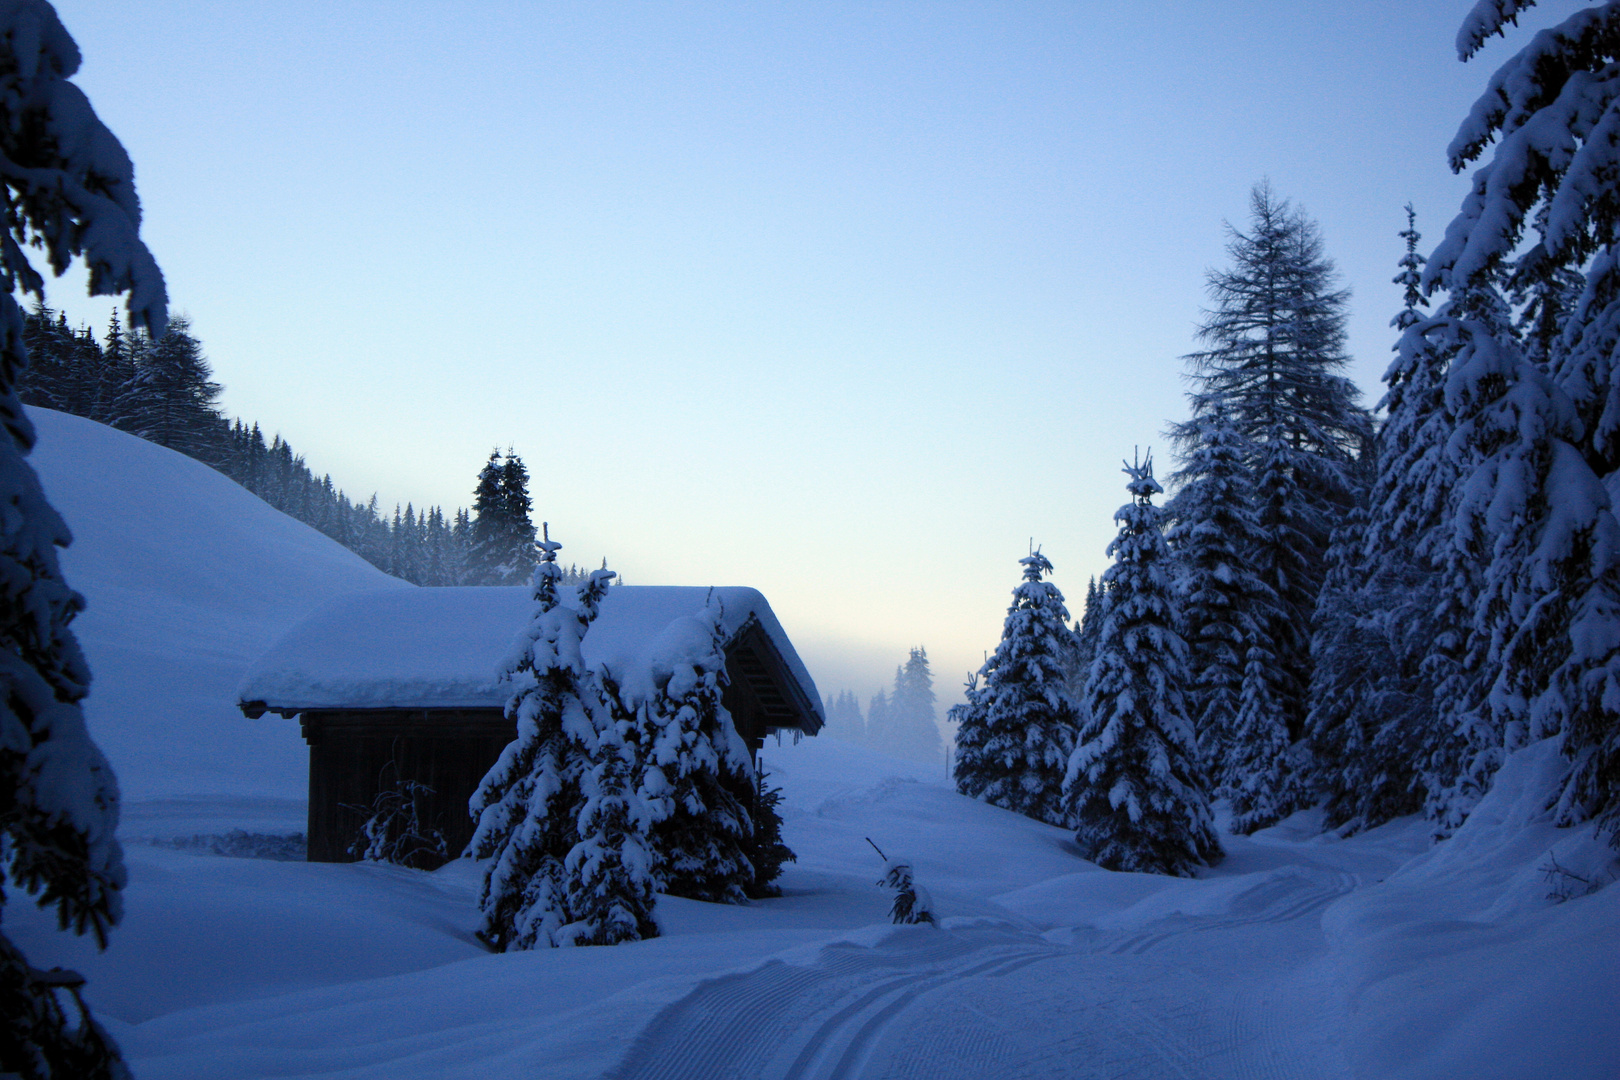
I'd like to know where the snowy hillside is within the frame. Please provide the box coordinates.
[11,407,1618,1079]
[28,407,406,827]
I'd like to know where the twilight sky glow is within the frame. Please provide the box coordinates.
[40,2,1557,715]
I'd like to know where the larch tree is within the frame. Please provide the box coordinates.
[1168,182,1371,822]
[953,550,1082,827]
[1178,184,1369,723]
[0,4,168,1076]
[1065,454,1221,876]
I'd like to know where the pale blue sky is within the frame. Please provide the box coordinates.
[42,1,1553,709]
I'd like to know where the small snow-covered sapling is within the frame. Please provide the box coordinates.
[343,769,449,869]
[866,838,936,926]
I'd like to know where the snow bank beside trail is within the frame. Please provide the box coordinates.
[764,737,1084,926]
[9,846,487,1023]
[1324,739,1620,1080]
[28,407,406,809]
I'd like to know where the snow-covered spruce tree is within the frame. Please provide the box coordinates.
[468,532,601,951]
[1416,0,1620,842]
[496,451,539,585]
[126,315,224,462]
[1071,577,1105,703]
[947,668,988,790]
[1358,276,1524,836]
[639,596,757,905]
[1165,406,1276,770]
[953,551,1082,826]
[879,647,944,763]
[866,688,890,748]
[17,304,79,413]
[464,450,507,585]
[0,5,168,1076]
[878,858,936,925]
[1431,288,1620,837]
[1065,454,1220,875]
[564,627,660,946]
[1172,183,1371,754]
[1308,213,1438,835]
[739,768,794,898]
[1214,434,1323,833]
[90,313,135,431]
[1304,491,1433,833]
[824,689,865,742]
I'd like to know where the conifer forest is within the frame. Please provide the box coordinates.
[15,304,571,586]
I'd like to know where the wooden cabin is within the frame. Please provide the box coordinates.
[239,585,823,866]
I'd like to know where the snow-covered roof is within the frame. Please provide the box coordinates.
[238,585,823,727]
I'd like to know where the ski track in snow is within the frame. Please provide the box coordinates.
[609,867,1362,1080]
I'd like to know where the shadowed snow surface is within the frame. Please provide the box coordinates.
[10,409,1617,1079]
[28,406,405,809]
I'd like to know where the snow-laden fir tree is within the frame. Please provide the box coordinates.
[872,647,943,763]
[1220,434,1316,833]
[1431,284,1619,836]
[468,529,601,951]
[467,450,538,585]
[946,668,986,783]
[824,689,865,743]
[1064,453,1221,876]
[1072,578,1105,691]
[92,313,136,431]
[1305,210,1440,835]
[1170,183,1371,757]
[564,608,660,946]
[1165,406,1277,771]
[1303,497,1432,833]
[461,450,503,584]
[878,858,935,925]
[866,688,890,748]
[639,595,758,905]
[126,315,223,462]
[1420,0,1620,843]
[0,4,169,1075]
[1352,257,1518,835]
[497,450,539,584]
[739,768,794,898]
[954,550,1082,826]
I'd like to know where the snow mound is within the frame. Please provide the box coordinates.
[1322,738,1620,1080]
[28,406,406,814]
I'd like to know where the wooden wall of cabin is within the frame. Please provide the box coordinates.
[303,709,512,867]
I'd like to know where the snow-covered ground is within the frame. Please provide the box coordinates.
[11,409,1619,1079]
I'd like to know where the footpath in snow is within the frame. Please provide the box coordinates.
[10,408,1619,1079]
